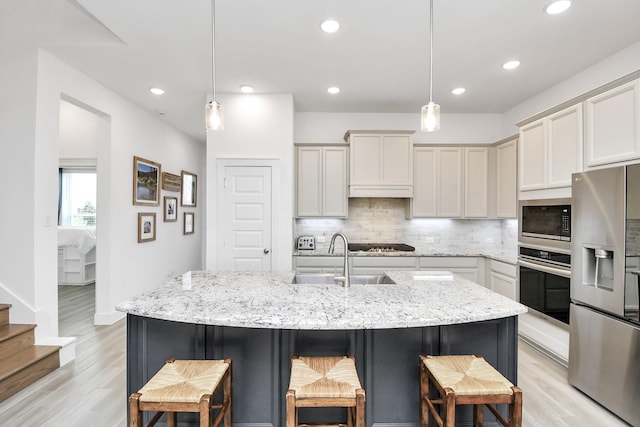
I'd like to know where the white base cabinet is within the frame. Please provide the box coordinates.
[487,259,517,300]
[58,246,96,285]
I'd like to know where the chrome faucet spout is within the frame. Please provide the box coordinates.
[328,232,350,287]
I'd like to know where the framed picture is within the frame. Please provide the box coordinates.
[162,172,182,192]
[138,212,156,243]
[164,196,178,222]
[181,170,197,207]
[184,212,194,235]
[133,156,161,206]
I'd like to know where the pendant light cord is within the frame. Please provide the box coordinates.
[429,0,434,104]
[211,0,217,102]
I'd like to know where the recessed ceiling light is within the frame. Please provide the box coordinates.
[321,20,340,33]
[240,85,254,93]
[545,1,571,15]
[451,87,466,95]
[502,60,521,70]
[327,87,340,94]
[149,87,165,95]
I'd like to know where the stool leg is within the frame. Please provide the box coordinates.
[473,404,484,427]
[286,389,296,427]
[224,361,232,427]
[443,388,456,427]
[355,388,366,427]
[347,407,354,427]
[200,395,211,427]
[166,412,177,427]
[129,393,143,427]
[510,386,523,427]
[419,362,429,427]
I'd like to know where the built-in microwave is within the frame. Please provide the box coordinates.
[518,198,571,251]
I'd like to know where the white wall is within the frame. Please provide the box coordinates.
[59,98,100,159]
[0,48,205,341]
[502,40,640,137]
[295,112,504,144]
[206,94,294,271]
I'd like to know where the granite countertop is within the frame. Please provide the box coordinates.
[293,247,518,265]
[116,270,527,330]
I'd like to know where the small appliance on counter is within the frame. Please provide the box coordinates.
[296,236,316,251]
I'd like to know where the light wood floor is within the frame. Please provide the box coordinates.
[0,285,631,426]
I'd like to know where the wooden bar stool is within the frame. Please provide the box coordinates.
[129,358,232,427]
[286,355,365,427]
[419,355,522,427]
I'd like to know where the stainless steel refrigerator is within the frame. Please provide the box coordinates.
[570,165,640,426]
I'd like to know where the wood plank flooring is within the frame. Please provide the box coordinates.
[0,285,631,426]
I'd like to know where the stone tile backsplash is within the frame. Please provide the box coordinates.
[295,198,518,253]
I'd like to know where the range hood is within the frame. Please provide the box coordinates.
[345,130,415,198]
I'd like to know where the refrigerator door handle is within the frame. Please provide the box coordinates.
[518,259,572,279]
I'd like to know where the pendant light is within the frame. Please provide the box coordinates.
[421,0,440,132]
[205,0,223,130]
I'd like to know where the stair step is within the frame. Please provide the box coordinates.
[0,324,36,360]
[0,345,60,403]
[0,304,11,326]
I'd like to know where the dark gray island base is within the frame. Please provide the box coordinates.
[126,314,518,427]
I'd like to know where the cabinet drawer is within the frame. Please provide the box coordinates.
[490,259,516,278]
[351,256,418,269]
[418,257,480,268]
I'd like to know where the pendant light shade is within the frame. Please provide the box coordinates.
[206,100,224,130]
[421,101,440,132]
[421,0,440,132]
[205,0,223,130]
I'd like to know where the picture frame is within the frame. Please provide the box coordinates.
[133,156,161,206]
[162,172,182,192]
[181,170,197,207]
[163,196,178,222]
[184,212,194,235]
[138,212,156,243]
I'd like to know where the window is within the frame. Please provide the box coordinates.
[58,168,97,226]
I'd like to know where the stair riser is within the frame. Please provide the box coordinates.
[0,329,35,360]
[0,308,9,327]
[0,352,60,403]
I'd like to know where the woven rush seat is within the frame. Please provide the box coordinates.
[129,358,232,427]
[420,355,522,427]
[286,355,365,427]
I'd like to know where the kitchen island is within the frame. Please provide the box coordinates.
[117,270,526,426]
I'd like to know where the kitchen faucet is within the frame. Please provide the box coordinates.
[328,232,350,287]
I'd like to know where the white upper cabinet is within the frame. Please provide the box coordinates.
[519,103,582,195]
[464,147,489,218]
[495,138,517,218]
[346,130,414,198]
[412,147,463,217]
[584,79,640,167]
[295,145,348,218]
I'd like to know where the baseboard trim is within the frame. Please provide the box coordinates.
[94,310,125,325]
[37,336,76,366]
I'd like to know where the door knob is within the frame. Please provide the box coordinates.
[264,248,270,254]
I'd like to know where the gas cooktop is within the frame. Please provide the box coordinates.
[347,243,415,253]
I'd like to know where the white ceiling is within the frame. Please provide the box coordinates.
[14,0,640,142]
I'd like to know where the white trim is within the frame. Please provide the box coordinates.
[94,310,125,325]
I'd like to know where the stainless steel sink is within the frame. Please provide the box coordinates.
[292,273,396,285]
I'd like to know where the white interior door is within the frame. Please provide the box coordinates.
[220,166,272,271]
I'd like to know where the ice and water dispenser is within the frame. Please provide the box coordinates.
[581,247,614,291]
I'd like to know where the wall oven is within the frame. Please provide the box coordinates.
[518,245,571,327]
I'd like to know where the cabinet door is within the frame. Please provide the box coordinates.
[350,135,382,184]
[296,147,322,217]
[382,135,413,184]
[322,147,348,217]
[438,148,463,217]
[491,272,517,300]
[464,147,488,218]
[496,138,517,218]
[547,104,582,188]
[519,120,546,191]
[412,147,437,217]
[585,80,640,167]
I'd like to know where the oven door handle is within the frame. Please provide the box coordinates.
[518,259,571,279]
